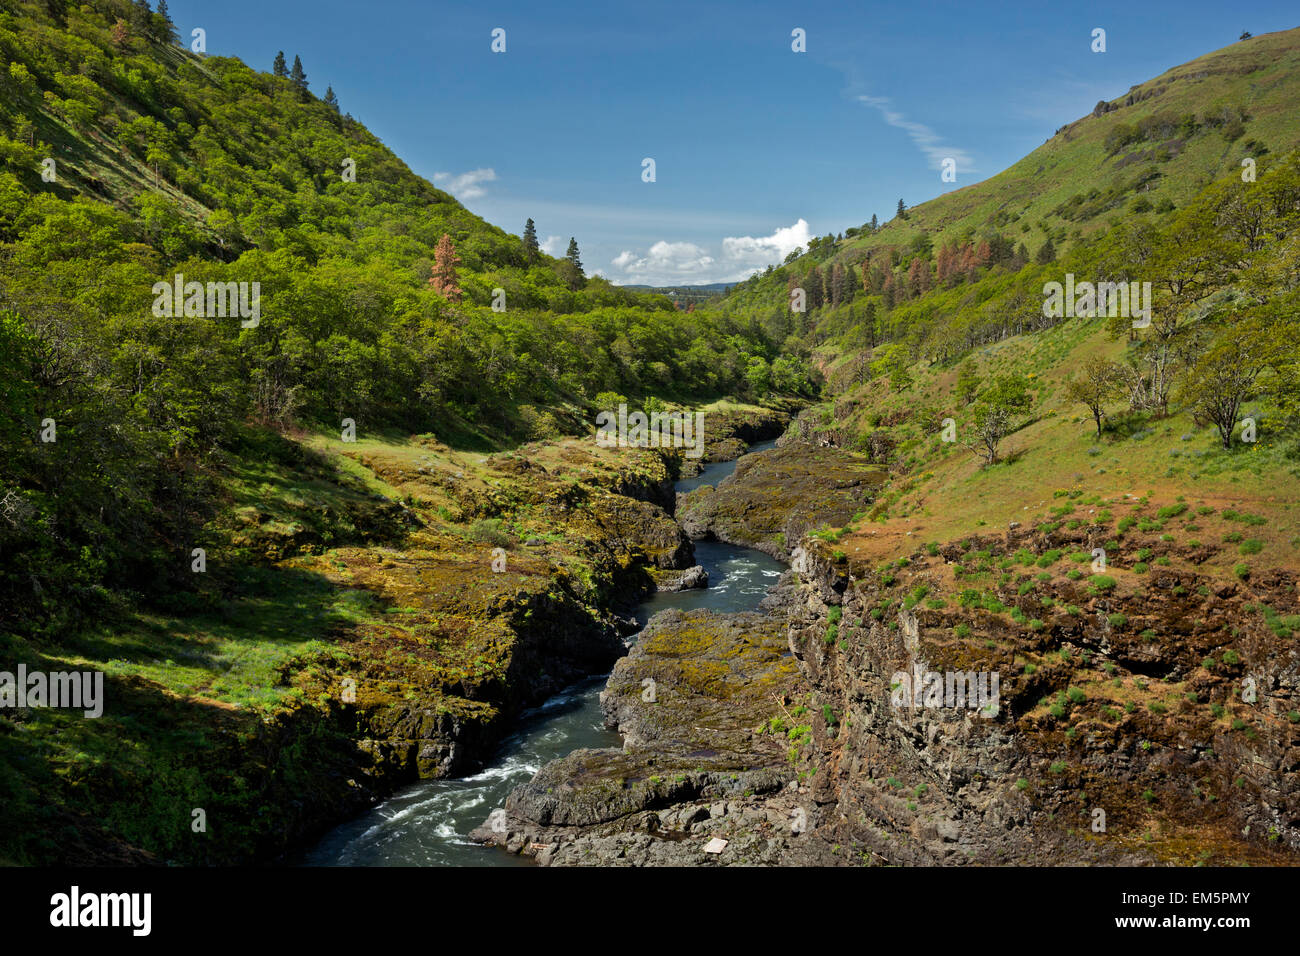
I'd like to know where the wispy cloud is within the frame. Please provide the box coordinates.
[856,95,973,173]
[432,167,497,200]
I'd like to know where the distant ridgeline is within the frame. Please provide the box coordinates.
[619,283,737,307]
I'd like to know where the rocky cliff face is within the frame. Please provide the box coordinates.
[784,532,1299,865]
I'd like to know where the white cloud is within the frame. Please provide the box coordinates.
[721,219,812,270]
[608,220,813,285]
[857,96,973,173]
[540,235,567,256]
[432,167,497,200]
[610,241,715,283]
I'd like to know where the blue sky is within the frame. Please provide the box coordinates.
[168,0,1298,284]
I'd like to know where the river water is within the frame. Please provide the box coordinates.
[304,441,782,866]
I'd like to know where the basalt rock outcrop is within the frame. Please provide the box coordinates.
[471,608,838,865]
[779,533,1300,866]
[677,441,887,559]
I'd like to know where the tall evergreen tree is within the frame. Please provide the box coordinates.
[290,55,309,100]
[273,51,288,77]
[896,198,907,220]
[153,0,176,43]
[130,0,151,32]
[562,238,585,290]
[522,218,539,261]
[1036,236,1057,265]
[830,263,845,307]
[870,213,879,231]
[841,264,857,304]
[565,238,583,273]
[323,86,339,111]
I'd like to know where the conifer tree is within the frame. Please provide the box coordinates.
[430,234,462,301]
[896,198,907,220]
[562,238,585,289]
[323,86,339,111]
[273,51,288,77]
[290,55,309,100]
[522,218,539,261]
[130,0,151,33]
[870,214,879,231]
[154,0,177,43]
[565,237,583,272]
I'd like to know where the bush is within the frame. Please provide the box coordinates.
[468,518,510,547]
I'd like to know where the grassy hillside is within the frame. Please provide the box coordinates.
[717,26,1300,325]
[851,27,1300,257]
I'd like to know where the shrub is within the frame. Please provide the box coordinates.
[468,518,510,547]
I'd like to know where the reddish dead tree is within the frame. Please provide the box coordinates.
[429,233,462,302]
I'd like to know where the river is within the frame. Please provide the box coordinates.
[304,440,782,866]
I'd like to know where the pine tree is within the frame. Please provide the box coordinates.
[522,219,539,261]
[273,51,288,77]
[806,265,824,309]
[1036,237,1057,265]
[896,198,907,220]
[565,238,583,273]
[290,55,309,100]
[323,86,339,112]
[430,234,462,301]
[562,238,585,289]
[130,0,151,33]
[154,0,177,43]
[870,214,879,232]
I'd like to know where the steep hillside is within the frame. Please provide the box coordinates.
[860,26,1300,257]
[717,26,1300,321]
